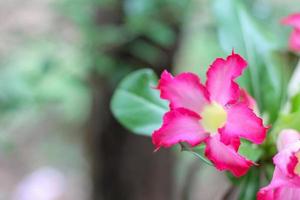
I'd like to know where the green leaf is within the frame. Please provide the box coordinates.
[238,140,263,162]
[212,0,291,123]
[271,110,300,141]
[226,171,243,185]
[227,141,263,187]
[111,69,168,136]
[291,93,300,113]
[263,163,274,184]
[181,143,213,166]
[287,60,300,98]
[238,167,260,200]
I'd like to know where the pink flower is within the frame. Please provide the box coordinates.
[281,13,300,52]
[152,52,268,177]
[258,129,300,200]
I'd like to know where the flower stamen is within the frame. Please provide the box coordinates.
[201,102,227,134]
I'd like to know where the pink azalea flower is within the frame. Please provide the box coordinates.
[258,129,300,200]
[152,52,268,177]
[281,13,300,52]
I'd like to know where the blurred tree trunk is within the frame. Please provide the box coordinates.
[85,1,182,200]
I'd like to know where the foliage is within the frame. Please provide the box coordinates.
[110,0,300,199]
[1,0,300,198]
[111,69,167,136]
[213,0,294,124]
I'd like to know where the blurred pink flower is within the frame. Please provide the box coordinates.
[13,167,65,200]
[258,129,300,200]
[152,52,268,177]
[282,13,300,52]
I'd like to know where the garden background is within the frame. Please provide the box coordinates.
[0,0,299,199]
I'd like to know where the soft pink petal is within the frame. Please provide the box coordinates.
[258,187,300,200]
[277,129,300,151]
[281,13,300,29]
[259,130,300,200]
[157,70,209,113]
[206,52,247,105]
[258,167,300,200]
[257,168,291,200]
[287,153,299,177]
[152,108,208,149]
[289,30,300,52]
[273,141,300,177]
[281,13,300,52]
[239,89,256,109]
[220,103,268,145]
[204,136,253,177]
[228,137,241,152]
[276,187,300,200]
[257,189,274,200]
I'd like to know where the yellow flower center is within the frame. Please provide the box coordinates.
[294,152,300,175]
[201,102,227,134]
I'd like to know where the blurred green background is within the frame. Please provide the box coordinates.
[0,0,299,200]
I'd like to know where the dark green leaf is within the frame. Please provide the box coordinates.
[181,143,213,166]
[111,69,168,136]
[212,0,291,123]
[239,140,263,162]
[291,93,300,113]
[271,110,300,141]
[238,167,260,200]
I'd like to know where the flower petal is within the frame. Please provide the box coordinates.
[157,70,209,113]
[257,167,300,200]
[152,108,208,149]
[276,187,300,200]
[204,136,253,177]
[277,129,300,151]
[258,129,300,200]
[289,30,300,52]
[281,13,300,52]
[220,103,267,145]
[281,13,300,29]
[273,141,300,177]
[206,52,247,105]
[257,168,291,200]
[239,89,256,110]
